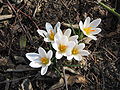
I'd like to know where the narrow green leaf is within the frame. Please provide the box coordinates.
[20,35,27,48]
[64,64,81,67]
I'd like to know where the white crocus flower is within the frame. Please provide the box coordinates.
[37,22,61,42]
[52,35,75,59]
[56,28,78,43]
[26,47,53,75]
[79,17,101,40]
[67,43,90,61]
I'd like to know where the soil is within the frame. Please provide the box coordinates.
[0,0,120,90]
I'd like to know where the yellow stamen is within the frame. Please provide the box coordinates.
[58,44,67,53]
[72,48,79,55]
[49,30,54,40]
[40,57,49,64]
[83,27,95,35]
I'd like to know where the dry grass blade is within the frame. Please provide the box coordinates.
[0,15,13,20]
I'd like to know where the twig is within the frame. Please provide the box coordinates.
[0,15,13,20]
[63,67,68,90]
[5,1,39,30]
[33,0,41,17]
[63,67,80,74]
[103,47,117,60]
[53,67,62,77]
[62,22,79,30]
[98,2,120,18]
[7,0,33,44]
[0,75,34,84]
[5,79,10,90]
[60,0,69,9]
[4,68,40,73]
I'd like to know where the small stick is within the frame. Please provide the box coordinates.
[0,15,13,20]
[5,1,39,30]
[62,22,79,30]
[103,47,117,60]
[33,0,41,17]
[7,0,33,44]
[63,67,68,90]
[0,75,34,84]
[98,2,120,18]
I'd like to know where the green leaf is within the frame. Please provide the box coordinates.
[79,31,84,40]
[20,35,27,48]
[64,64,81,67]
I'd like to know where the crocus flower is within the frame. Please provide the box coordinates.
[56,28,78,43]
[52,35,75,59]
[67,43,90,61]
[26,47,53,75]
[79,17,101,40]
[37,22,60,42]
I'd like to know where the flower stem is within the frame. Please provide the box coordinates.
[67,20,76,35]
[53,67,61,76]
[99,2,120,18]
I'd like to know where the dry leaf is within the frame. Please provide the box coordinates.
[49,74,88,89]
[67,75,88,86]
[75,75,88,84]
[49,74,70,90]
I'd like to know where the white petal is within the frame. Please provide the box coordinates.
[37,30,47,38]
[84,17,90,28]
[47,50,53,60]
[74,54,82,61]
[77,43,85,50]
[41,66,48,75]
[45,22,53,33]
[69,35,78,43]
[64,28,71,37]
[79,21,87,36]
[64,49,71,56]
[65,41,75,56]
[80,50,90,56]
[52,42,58,51]
[54,22,61,32]
[26,53,40,61]
[44,38,51,42]
[67,41,76,50]
[67,55,73,60]
[56,28,63,38]
[88,35,97,40]
[29,62,42,68]
[56,52,63,59]
[38,47,46,57]
[61,36,69,44]
[79,21,84,30]
[89,18,101,28]
[91,28,102,35]
[47,60,51,66]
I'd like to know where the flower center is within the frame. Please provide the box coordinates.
[40,57,49,64]
[49,30,54,40]
[72,48,79,55]
[58,44,67,53]
[83,27,95,35]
